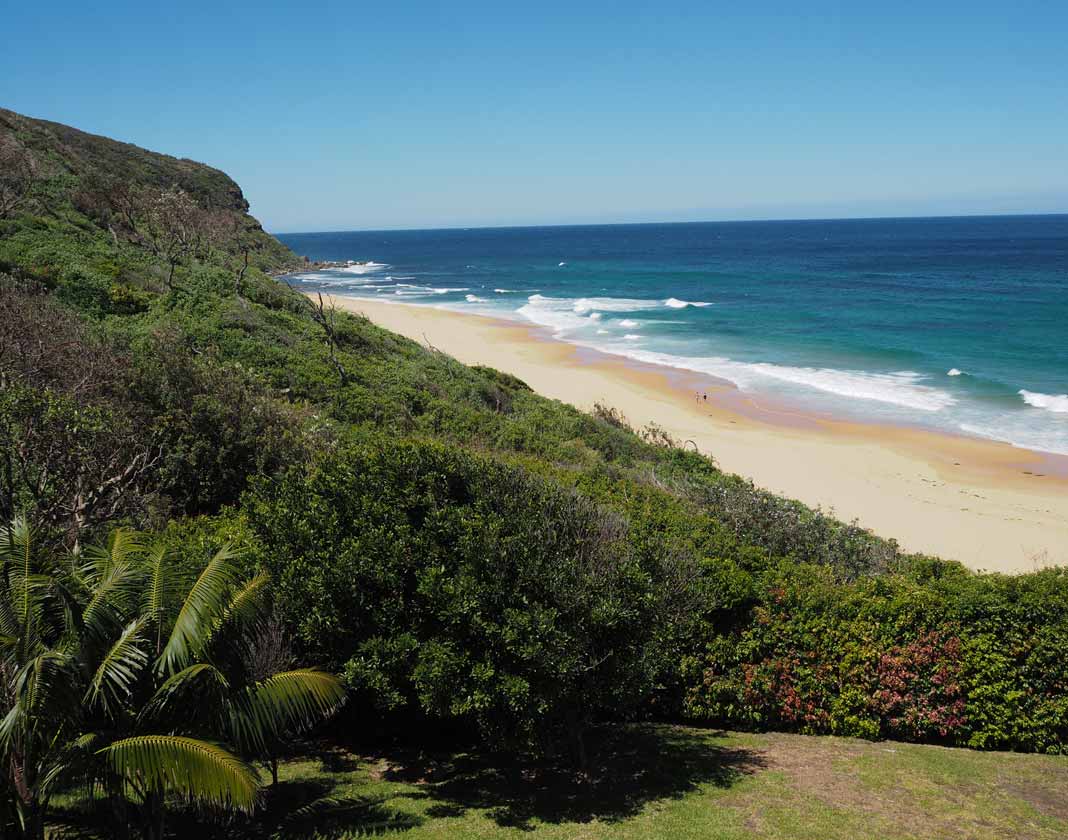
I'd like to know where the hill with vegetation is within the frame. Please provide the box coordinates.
[2,108,1067,838]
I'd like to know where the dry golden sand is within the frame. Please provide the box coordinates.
[320,294,1068,574]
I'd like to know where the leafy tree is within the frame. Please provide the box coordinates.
[133,187,212,292]
[247,439,695,764]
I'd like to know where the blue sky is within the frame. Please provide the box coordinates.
[3,2,1066,232]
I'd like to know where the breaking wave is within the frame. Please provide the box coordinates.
[664,297,712,308]
[1019,390,1068,413]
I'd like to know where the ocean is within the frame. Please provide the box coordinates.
[278,215,1068,456]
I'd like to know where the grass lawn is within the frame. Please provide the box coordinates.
[49,724,1068,839]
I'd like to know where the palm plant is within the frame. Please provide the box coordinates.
[0,516,96,840]
[96,541,346,839]
[0,518,346,840]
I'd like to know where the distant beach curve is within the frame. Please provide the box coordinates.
[316,292,1068,574]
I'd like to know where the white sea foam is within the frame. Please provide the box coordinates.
[517,295,599,334]
[574,297,661,312]
[493,288,512,293]
[342,262,389,275]
[664,298,712,309]
[429,288,1064,454]
[389,285,440,297]
[293,272,380,284]
[558,261,566,267]
[431,287,470,294]
[515,306,590,334]
[612,348,957,412]
[524,294,660,313]
[1019,390,1068,413]
[958,419,1068,457]
[746,366,957,411]
[465,294,488,303]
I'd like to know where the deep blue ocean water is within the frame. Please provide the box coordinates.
[278,216,1068,456]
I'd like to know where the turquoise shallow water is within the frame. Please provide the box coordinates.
[279,215,1068,456]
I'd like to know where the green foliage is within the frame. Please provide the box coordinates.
[244,439,690,756]
[103,736,260,813]
[679,559,1068,753]
[0,518,344,839]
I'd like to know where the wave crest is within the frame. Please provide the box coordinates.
[341,261,389,275]
[1019,390,1068,413]
[664,298,712,308]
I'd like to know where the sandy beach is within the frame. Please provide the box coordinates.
[321,294,1068,574]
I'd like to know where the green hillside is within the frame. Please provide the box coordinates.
[2,108,1067,839]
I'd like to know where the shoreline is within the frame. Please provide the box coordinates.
[319,293,1068,573]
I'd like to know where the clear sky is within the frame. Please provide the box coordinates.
[3,2,1066,232]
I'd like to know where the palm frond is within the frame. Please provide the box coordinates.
[39,732,100,797]
[102,735,260,812]
[18,650,79,713]
[0,576,20,641]
[0,515,37,628]
[229,668,346,755]
[157,544,243,676]
[0,701,22,752]
[81,528,146,576]
[140,662,229,725]
[80,559,143,645]
[1,651,80,751]
[0,518,71,658]
[215,571,271,648]
[85,617,149,714]
[142,541,176,655]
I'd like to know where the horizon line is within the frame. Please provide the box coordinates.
[270,209,1068,237]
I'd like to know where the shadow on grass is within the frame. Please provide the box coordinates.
[380,723,766,831]
[47,724,763,837]
[49,777,423,840]
[185,775,423,839]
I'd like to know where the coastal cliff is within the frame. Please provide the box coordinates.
[0,106,297,282]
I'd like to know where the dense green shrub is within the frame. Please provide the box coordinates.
[680,560,1068,753]
[244,439,696,759]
